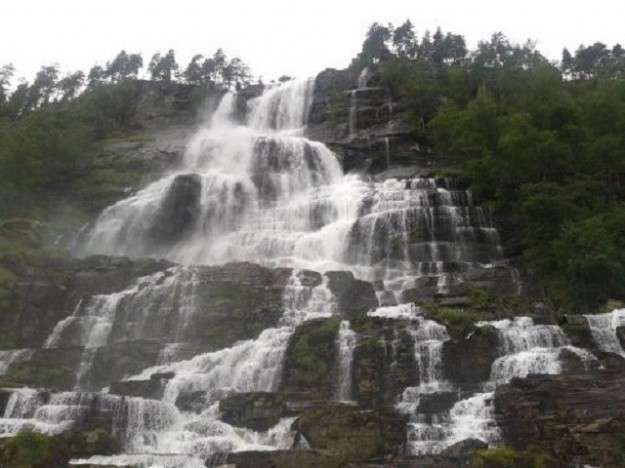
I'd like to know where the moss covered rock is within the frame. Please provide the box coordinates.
[280,318,340,399]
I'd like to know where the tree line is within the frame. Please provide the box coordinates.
[354,21,625,311]
[0,48,252,120]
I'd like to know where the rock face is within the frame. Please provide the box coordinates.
[219,392,290,431]
[147,173,202,245]
[351,318,418,407]
[325,271,378,320]
[280,318,340,399]
[294,404,407,464]
[441,325,500,390]
[495,369,625,467]
[560,314,597,350]
[226,449,342,468]
[1,255,173,349]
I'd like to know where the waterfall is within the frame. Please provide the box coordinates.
[349,90,357,138]
[584,308,625,356]
[357,67,370,88]
[0,349,34,375]
[335,320,357,402]
[0,271,332,465]
[368,303,420,320]
[478,317,596,386]
[4,77,517,464]
[384,136,391,169]
[76,81,503,303]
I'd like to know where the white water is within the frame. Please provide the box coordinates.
[0,349,33,375]
[336,320,357,402]
[368,303,420,320]
[1,78,510,464]
[0,272,331,465]
[478,316,597,386]
[584,308,625,356]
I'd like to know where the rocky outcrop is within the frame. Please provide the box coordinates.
[219,392,290,431]
[441,325,500,390]
[351,318,418,407]
[325,271,378,320]
[294,404,407,464]
[1,255,173,349]
[280,318,340,399]
[226,449,342,468]
[0,429,118,468]
[147,173,202,245]
[417,392,459,415]
[560,314,596,350]
[495,369,625,467]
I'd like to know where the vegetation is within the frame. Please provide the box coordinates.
[284,318,340,391]
[0,429,118,468]
[353,21,625,311]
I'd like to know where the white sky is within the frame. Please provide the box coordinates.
[1,0,624,83]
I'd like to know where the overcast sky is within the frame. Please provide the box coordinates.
[2,0,624,83]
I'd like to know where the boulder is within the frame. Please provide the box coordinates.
[442,325,500,390]
[108,371,172,400]
[351,319,418,408]
[294,404,407,464]
[226,449,342,468]
[280,318,340,400]
[325,271,378,320]
[441,438,488,460]
[416,392,459,415]
[175,390,208,413]
[219,392,290,431]
[560,314,596,350]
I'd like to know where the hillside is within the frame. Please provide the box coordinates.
[1,24,625,468]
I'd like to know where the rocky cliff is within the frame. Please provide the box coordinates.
[1,71,624,468]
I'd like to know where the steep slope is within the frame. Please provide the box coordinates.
[0,73,624,468]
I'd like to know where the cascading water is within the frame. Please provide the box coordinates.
[584,308,625,356]
[0,271,334,466]
[335,320,356,402]
[478,317,596,386]
[1,77,520,464]
[76,79,504,305]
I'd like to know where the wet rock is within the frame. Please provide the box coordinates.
[147,173,202,245]
[416,392,458,415]
[294,404,407,464]
[89,340,163,392]
[325,271,378,320]
[280,318,340,400]
[3,255,173,348]
[219,392,290,431]
[495,369,625,467]
[560,314,596,350]
[109,374,167,400]
[558,347,600,375]
[442,325,499,390]
[442,438,487,457]
[617,326,625,350]
[226,449,342,468]
[175,390,207,413]
[351,319,418,408]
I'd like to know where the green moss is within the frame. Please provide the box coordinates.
[471,447,556,468]
[286,318,340,390]
[425,306,484,339]
[0,431,65,468]
[471,447,521,468]
[0,362,75,389]
[0,428,119,467]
